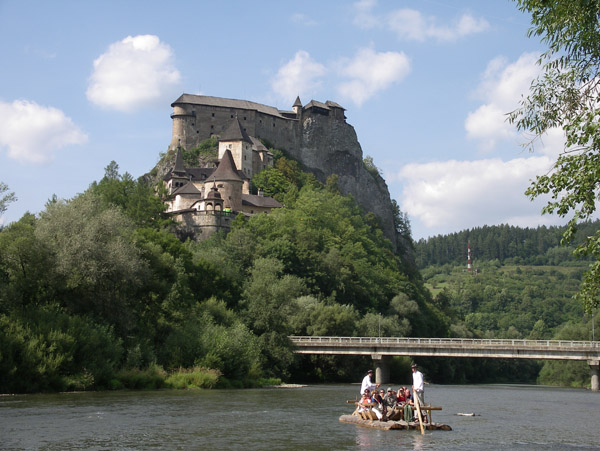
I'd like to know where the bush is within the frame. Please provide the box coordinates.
[115,364,167,389]
[0,308,123,393]
[165,366,221,389]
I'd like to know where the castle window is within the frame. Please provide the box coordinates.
[211,125,214,129]
[243,117,246,120]
[273,123,275,127]
[212,113,215,117]
[231,114,234,118]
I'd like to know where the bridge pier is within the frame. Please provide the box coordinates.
[590,360,599,392]
[372,354,391,385]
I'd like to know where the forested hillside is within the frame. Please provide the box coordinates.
[0,144,446,393]
[418,222,599,388]
[414,222,600,268]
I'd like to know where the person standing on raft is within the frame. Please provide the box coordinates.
[411,364,425,406]
[360,369,379,396]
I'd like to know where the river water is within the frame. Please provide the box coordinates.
[1,384,598,450]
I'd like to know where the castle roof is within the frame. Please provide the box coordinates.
[211,149,243,182]
[173,147,186,175]
[293,96,302,108]
[173,181,201,196]
[220,118,252,143]
[172,94,289,120]
[250,136,268,152]
[325,100,345,110]
[242,194,283,209]
[205,184,222,200]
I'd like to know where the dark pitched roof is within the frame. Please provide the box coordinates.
[186,167,216,181]
[250,136,268,152]
[325,100,345,110]
[173,148,186,175]
[205,184,222,200]
[211,149,243,182]
[305,100,330,110]
[293,96,302,107]
[242,194,283,208]
[220,118,252,143]
[173,181,201,196]
[172,94,288,120]
[163,166,213,182]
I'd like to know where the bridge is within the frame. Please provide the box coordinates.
[289,336,600,391]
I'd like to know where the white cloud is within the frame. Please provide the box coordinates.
[291,13,317,26]
[465,52,562,153]
[337,47,411,106]
[271,50,327,102]
[0,100,87,164]
[394,156,558,235]
[87,35,181,112]
[353,0,379,29]
[353,1,489,42]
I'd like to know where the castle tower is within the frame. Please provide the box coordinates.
[218,118,254,178]
[293,96,302,116]
[167,147,190,194]
[169,101,196,150]
[211,149,244,212]
[203,181,224,212]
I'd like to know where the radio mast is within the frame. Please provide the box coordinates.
[467,241,472,272]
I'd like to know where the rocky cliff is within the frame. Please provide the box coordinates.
[291,114,397,249]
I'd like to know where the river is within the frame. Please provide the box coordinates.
[1,384,598,450]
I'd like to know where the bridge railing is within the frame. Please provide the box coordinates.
[289,336,600,348]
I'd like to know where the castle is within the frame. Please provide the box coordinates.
[169,94,346,153]
[163,117,282,239]
[165,94,398,247]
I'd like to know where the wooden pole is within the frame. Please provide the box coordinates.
[414,392,425,435]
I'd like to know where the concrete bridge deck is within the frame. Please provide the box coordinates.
[289,336,600,391]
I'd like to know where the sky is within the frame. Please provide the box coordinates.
[0,0,569,240]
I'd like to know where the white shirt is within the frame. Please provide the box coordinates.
[412,369,424,392]
[360,374,377,394]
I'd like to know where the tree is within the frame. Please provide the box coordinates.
[0,182,16,217]
[509,0,600,312]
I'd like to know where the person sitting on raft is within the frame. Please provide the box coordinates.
[369,389,384,420]
[383,387,397,419]
[397,387,406,405]
[357,389,374,418]
[403,388,414,423]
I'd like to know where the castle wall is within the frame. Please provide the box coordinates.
[175,210,233,241]
[170,103,298,152]
[219,140,254,179]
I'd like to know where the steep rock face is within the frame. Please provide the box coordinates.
[288,114,397,248]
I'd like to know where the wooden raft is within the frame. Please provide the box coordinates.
[339,415,452,431]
